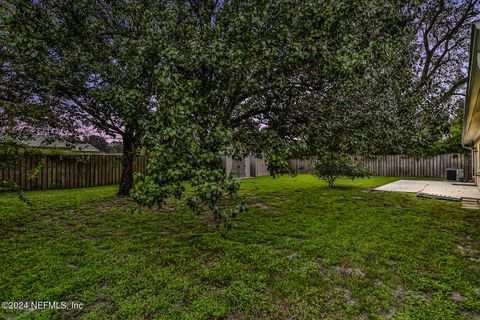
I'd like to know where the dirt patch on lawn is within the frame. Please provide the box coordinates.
[203,252,224,268]
[287,252,299,260]
[448,291,464,302]
[335,265,365,279]
[378,309,396,319]
[414,290,433,302]
[197,213,217,228]
[466,310,480,320]
[250,203,270,209]
[457,244,478,256]
[159,230,175,236]
[334,287,356,305]
[87,300,110,312]
[383,201,402,208]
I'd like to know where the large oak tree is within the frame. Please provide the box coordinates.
[414,0,479,106]
[1,0,420,225]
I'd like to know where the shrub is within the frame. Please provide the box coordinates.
[312,153,371,187]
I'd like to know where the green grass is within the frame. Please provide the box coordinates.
[1,175,479,319]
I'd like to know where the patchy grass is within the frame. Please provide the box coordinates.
[0,175,479,319]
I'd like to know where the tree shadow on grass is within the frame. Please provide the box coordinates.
[318,185,359,191]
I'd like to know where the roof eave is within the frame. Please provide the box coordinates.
[463,20,480,146]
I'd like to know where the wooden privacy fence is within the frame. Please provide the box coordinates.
[289,159,316,174]
[363,153,472,179]
[1,153,472,191]
[289,153,472,180]
[1,154,147,191]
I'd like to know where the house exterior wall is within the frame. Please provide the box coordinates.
[463,21,480,187]
[475,140,480,186]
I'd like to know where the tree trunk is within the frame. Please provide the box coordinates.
[118,134,135,196]
[327,176,336,187]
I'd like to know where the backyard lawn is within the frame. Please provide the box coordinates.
[1,175,479,319]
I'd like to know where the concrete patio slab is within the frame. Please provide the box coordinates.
[373,180,480,202]
[373,180,433,193]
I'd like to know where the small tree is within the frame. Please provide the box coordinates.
[312,154,371,187]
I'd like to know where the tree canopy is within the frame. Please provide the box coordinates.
[1,0,470,227]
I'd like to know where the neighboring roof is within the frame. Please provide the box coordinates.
[21,135,100,153]
[463,20,480,145]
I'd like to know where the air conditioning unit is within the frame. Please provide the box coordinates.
[446,168,464,181]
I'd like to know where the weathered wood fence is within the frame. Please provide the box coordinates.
[289,153,472,180]
[362,154,472,179]
[289,159,316,174]
[1,153,472,191]
[1,154,147,191]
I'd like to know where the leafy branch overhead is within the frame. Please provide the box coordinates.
[1,0,476,228]
[414,0,478,104]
